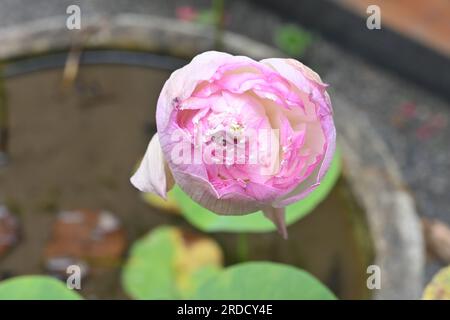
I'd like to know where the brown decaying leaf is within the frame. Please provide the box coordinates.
[43,209,127,277]
[0,206,19,257]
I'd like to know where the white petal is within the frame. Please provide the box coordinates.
[130,133,174,198]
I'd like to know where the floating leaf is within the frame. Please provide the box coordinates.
[194,262,336,299]
[274,24,313,57]
[173,149,341,232]
[423,265,450,300]
[122,226,223,299]
[0,276,82,300]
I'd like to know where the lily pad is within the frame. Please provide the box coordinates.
[173,149,342,232]
[194,262,336,300]
[0,276,82,300]
[122,226,223,299]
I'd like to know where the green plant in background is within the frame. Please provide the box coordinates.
[170,149,341,233]
[196,0,224,25]
[195,0,225,50]
[122,226,335,300]
[274,24,313,57]
[174,0,225,50]
[0,276,82,300]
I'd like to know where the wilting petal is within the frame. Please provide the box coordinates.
[263,206,288,239]
[130,134,174,198]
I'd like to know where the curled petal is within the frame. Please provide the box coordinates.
[158,92,278,214]
[272,117,336,208]
[130,134,174,198]
[173,169,264,215]
[260,58,332,114]
[261,58,336,207]
[260,58,327,90]
[157,51,256,131]
[262,206,288,239]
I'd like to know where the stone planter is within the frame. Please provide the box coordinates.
[0,13,424,299]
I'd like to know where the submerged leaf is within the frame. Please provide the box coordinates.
[122,226,223,299]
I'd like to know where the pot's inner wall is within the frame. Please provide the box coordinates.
[0,57,374,299]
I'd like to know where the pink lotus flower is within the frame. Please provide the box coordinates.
[131,51,335,238]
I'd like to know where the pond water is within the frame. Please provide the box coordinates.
[0,57,374,299]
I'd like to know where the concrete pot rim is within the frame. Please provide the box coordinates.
[0,14,280,62]
[0,13,424,299]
